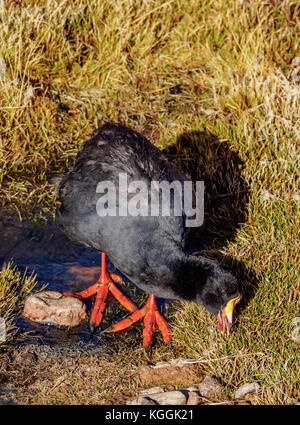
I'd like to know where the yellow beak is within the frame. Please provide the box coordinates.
[217,294,241,335]
[224,294,241,315]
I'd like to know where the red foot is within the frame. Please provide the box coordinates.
[104,294,172,351]
[64,253,137,332]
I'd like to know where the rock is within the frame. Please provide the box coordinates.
[139,387,164,396]
[23,291,86,327]
[197,376,224,399]
[187,391,202,405]
[235,383,260,399]
[138,359,202,386]
[129,397,157,405]
[148,391,187,405]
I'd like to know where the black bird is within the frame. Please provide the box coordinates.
[55,123,241,349]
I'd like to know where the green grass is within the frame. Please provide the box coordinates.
[0,0,299,404]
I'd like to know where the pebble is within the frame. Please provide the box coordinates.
[197,376,224,398]
[235,383,260,399]
[139,387,164,396]
[187,391,203,405]
[130,390,187,405]
[23,290,86,327]
[145,391,187,405]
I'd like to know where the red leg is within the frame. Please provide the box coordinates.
[64,252,137,332]
[105,307,147,332]
[155,309,172,344]
[90,283,108,332]
[105,294,172,350]
[108,280,137,313]
[64,282,99,299]
[143,302,156,351]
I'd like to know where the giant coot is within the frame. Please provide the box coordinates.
[56,123,241,350]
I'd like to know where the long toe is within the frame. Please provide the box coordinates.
[108,280,138,313]
[155,310,172,344]
[89,284,109,331]
[104,294,171,351]
[63,282,100,299]
[143,310,156,351]
[104,307,146,333]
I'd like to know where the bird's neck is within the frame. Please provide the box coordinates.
[147,241,216,302]
[168,253,216,302]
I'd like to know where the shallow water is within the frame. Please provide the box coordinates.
[0,216,152,346]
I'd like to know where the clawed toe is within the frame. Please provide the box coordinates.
[105,294,172,350]
[64,253,137,334]
[64,254,171,350]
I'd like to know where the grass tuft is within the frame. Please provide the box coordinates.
[0,262,38,343]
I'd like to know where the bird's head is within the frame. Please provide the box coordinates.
[199,271,241,334]
[187,257,241,335]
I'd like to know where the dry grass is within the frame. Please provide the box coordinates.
[0,0,299,404]
[0,343,142,405]
[0,262,38,343]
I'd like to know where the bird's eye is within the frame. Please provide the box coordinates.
[221,289,227,295]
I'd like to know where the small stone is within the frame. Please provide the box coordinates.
[148,391,187,405]
[129,397,157,405]
[197,376,224,398]
[235,383,260,399]
[139,387,164,396]
[187,391,202,405]
[23,291,86,327]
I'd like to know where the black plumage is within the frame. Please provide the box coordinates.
[56,123,239,319]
